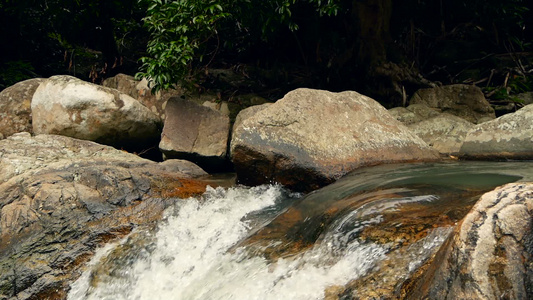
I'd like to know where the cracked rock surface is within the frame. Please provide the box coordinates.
[404,182,533,300]
[0,133,208,299]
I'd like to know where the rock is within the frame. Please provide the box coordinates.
[230,88,440,192]
[0,133,209,299]
[407,114,475,154]
[410,84,495,124]
[389,103,441,125]
[202,100,230,116]
[32,75,161,152]
[459,104,533,159]
[158,159,208,178]
[103,74,183,121]
[404,182,533,299]
[102,73,138,99]
[0,78,44,138]
[232,103,272,132]
[516,92,533,106]
[228,94,271,121]
[159,96,231,172]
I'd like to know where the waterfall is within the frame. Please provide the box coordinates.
[68,161,531,300]
[68,184,389,300]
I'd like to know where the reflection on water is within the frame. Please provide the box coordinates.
[68,161,532,300]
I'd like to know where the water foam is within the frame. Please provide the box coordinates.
[69,184,386,300]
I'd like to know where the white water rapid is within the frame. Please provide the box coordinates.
[68,184,388,300]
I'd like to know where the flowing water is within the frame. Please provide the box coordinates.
[68,161,533,300]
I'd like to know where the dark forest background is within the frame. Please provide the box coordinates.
[1,0,532,107]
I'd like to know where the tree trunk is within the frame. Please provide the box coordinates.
[352,0,392,71]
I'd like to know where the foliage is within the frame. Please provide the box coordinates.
[0,61,36,90]
[136,0,229,92]
[0,0,145,83]
[136,0,342,92]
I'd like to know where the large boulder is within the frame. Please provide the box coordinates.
[32,75,162,152]
[0,133,208,299]
[407,113,475,154]
[410,84,495,124]
[459,104,533,159]
[103,73,183,121]
[230,88,440,192]
[0,78,44,138]
[159,97,231,172]
[404,182,533,299]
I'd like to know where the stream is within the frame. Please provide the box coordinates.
[68,161,533,300]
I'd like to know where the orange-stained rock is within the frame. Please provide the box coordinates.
[402,182,533,300]
[0,133,208,299]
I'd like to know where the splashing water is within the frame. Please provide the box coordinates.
[68,184,387,300]
[69,161,532,300]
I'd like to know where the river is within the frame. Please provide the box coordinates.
[68,161,533,300]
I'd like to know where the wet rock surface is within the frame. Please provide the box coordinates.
[403,182,533,300]
[0,133,209,299]
[231,88,439,192]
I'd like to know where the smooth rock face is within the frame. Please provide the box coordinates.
[103,73,183,121]
[159,96,231,172]
[0,78,44,138]
[231,88,439,192]
[0,133,208,299]
[408,113,475,154]
[405,182,533,300]
[32,75,161,151]
[459,104,533,159]
[410,84,495,124]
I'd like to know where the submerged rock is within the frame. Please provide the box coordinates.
[403,182,533,299]
[460,104,533,159]
[410,84,495,124]
[0,133,208,299]
[31,75,161,152]
[0,78,44,138]
[231,88,439,192]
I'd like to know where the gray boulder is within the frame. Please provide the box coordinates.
[389,103,441,125]
[232,103,272,133]
[410,84,495,124]
[0,78,44,138]
[406,182,533,299]
[407,114,475,154]
[0,133,208,299]
[460,104,533,159]
[231,88,439,192]
[32,75,161,152]
[159,96,231,172]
